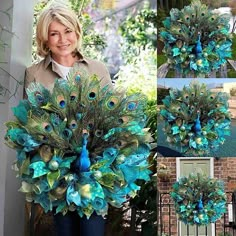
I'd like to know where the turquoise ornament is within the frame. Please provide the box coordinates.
[48,160,59,171]
[93,170,102,179]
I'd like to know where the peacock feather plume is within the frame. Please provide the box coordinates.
[160,81,231,155]
[159,0,232,77]
[5,68,152,218]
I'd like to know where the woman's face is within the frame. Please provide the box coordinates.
[47,20,78,59]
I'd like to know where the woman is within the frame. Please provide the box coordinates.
[24,4,111,236]
[25,4,112,90]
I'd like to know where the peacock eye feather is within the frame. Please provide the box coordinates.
[35,92,44,103]
[70,92,77,101]
[127,101,138,111]
[109,101,115,107]
[118,118,124,124]
[76,112,82,120]
[95,129,103,137]
[75,74,81,82]
[59,100,66,108]
[209,95,215,100]
[70,95,76,101]
[87,123,94,130]
[57,95,66,108]
[88,91,96,100]
[62,129,72,139]
[116,141,122,147]
[43,123,52,132]
[105,96,119,110]
[69,120,77,129]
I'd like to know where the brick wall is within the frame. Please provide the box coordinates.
[157,157,236,236]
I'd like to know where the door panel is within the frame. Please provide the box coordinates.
[178,158,213,236]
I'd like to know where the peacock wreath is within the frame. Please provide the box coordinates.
[159,0,232,76]
[160,81,231,155]
[171,173,226,225]
[4,69,152,218]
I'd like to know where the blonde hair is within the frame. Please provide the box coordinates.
[36,4,82,57]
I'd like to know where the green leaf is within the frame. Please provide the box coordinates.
[20,158,31,175]
[97,172,117,188]
[47,170,60,188]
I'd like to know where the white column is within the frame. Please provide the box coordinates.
[0,0,34,236]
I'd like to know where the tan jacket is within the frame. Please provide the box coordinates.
[24,53,112,92]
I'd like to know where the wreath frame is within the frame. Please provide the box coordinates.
[159,0,232,77]
[170,173,226,225]
[5,69,152,218]
[160,81,231,155]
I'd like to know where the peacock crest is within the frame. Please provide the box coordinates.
[4,67,152,218]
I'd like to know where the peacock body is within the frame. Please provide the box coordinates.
[160,81,231,155]
[5,68,152,218]
[159,0,232,76]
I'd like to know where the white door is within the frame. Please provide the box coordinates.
[177,158,214,236]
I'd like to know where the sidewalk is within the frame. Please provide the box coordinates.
[229,99,236,119]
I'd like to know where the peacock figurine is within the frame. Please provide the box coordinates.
[160,81,231,155]
[193,111,202,135]
[159,0,232,76]
[4,67,152,218]
[74,132,90,173]
[197,194,204,211]
[195,32,203,58]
